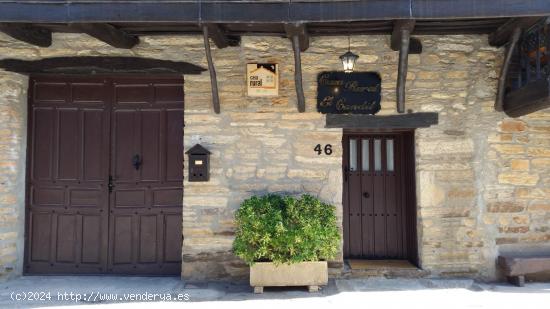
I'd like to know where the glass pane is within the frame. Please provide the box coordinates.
[374,139,382,171]
[362,139,369,171]
[349,139,357,171]
[387,139,394,172]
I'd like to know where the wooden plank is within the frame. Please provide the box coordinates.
[204,24,240,49]
[284,23,309,52]
[69,23,139,49]
[498,255,550,277]
[0,23,51,47]
[489,17,542,46]
[503,79,550,118]
[1,1,549,23]
[495,27,521,112]
[325,113,438,129]
[202,25,221,114]
[0,56,205,74]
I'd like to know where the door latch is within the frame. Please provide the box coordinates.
[108,175,114,193]
[132,154,142,170]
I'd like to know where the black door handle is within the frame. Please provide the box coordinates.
[132,154,142,170]
[363,192,370,198]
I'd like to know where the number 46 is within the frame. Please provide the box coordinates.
[314,144,333,155]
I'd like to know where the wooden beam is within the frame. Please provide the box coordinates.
[325,113,438,129]
[290,34,306,113]
[204,24,240,49]
[503,79,550,118]
[396,27,411,114]
[0,56,206,75]
[0,23,51,47]
[495,27,522,112]
[489,17,542,47]
[202,25,221,114]
[69,23,139,49]
[1,1,550,23]
[391,20,422,54]
[284,23,309,52]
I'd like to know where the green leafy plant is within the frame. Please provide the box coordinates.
[233,194,340,265]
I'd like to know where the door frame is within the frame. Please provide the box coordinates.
[342,129,418,265]
[23,74,185,275]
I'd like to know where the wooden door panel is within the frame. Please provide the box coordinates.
[344,132,413,260]
[81,215,103,264]
[108,77,183,275]
[32,108,55,181]
[113,111,137,182]
[140,111,162,182]
[164,213,183,263]
[26,76,183,275]
[26,77,111,274]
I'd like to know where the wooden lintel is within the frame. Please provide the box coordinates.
[325,113,439,129]
[0,56,206,75]
[0,23,51,47]
[489,17,542,47]
[284,23,309,52]
[204,24,240,49]
[495,27,521,112]
[396,28,411,114]
[290,34,306,113]
[503,79,550,118]
[69,23,139,49]
[202,25,221,114]
[391,20,422,54]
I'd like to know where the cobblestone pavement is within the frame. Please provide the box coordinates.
[0,276,548,308]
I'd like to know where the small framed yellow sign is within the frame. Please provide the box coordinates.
[246,63,278,96]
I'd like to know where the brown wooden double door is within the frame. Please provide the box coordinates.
[25,76,184,275]
[343,131,417,262]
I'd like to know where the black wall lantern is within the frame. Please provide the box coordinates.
[340,36,359,73]
[186,144,211,182]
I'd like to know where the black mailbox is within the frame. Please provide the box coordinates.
[186,144,211,182]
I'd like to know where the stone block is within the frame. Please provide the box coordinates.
[498,173,539,186]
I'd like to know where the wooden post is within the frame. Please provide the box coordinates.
[396,28,411,114]
[291,34,306,113]
[495,27,522,112]
[202,25,221,114]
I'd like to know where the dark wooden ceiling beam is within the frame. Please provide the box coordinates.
[203,24,240,49]
[0,23,51,47]
[0,56,205,74]
[285,23,307,112]
[284,23,309,52]
[1,1,549,23]
[391,20,420,114]
[391,20,422,54]
[69,23,139,49]
[495,27,522,112]
[202,25,221,114]
[503,79,550,118]
[489,17,543,47]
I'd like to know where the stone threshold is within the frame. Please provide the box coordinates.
[339,259,431,279]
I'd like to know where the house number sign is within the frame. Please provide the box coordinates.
[317,71,382,115]
[314,144,332,155]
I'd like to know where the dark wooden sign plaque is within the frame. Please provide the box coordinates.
[317,71,382,115]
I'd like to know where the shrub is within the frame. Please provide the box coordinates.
[233,194,340,265]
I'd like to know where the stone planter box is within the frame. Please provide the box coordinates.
[250,261,328,293]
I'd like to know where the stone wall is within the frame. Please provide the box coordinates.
[0,70,27,280]
[0,32,548,282]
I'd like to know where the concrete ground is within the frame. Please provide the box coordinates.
[0,276,548,309]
